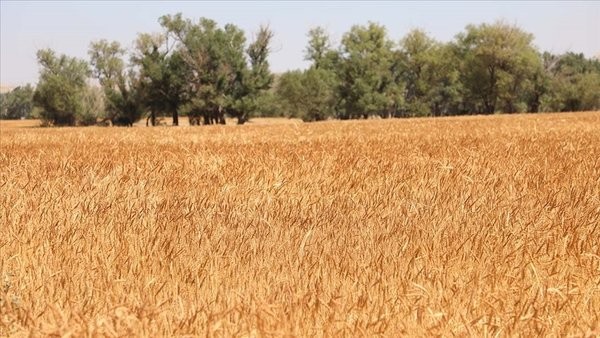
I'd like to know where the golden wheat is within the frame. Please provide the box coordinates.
[1,113,599,337]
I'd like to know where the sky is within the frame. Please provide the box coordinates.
[1,0,599,87]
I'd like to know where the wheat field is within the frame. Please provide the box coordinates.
[1,113,599,337]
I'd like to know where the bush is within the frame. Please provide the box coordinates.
[78,86,107,126]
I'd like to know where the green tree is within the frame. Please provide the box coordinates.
[275,70,304,119]
[542,52,600,112]
[78,85,107,126]
[398,29,436,116]
[428,44,462,116]
[305,27,333,70]
[456,21,541,114]
[133,33,188,126]
[250,90,283,118]
[303,27,344,118]
[235,25,274,124]
[338,22,395,119]
[0,85,35,120]
[33,49,90,126]
[397,30,461,117]
[301,68,338,121]
[275,68,337,122]
[520,52,555,113]
[576,72,600,110]
[160,14,248,125]
[88,40,144,126]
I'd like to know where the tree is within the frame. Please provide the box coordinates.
[160,14,248,125]
[428,44,462,116]
[302,27,344,119]
[519,52,554,113]
[338,22,395,119]
[0,85,35,120]
[133,33,188,126]
[300,68,338,121]
[235,25,274,124]
[33,49,90,126]
[542,52,600,112]
[275,70,304,119]
[398,29,436,116]
[276,68,337,122]
[250,90,283,118]
[89,40,144,126]
[456,21,541,114]
[576,72,600,111]
[305,27,332,70]
[396,30,461,117]
[79,85,107,126]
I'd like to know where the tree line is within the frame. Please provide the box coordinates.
[1,15,599,125]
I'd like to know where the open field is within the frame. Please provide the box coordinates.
[0,117,304,129]
[1,112,599,336]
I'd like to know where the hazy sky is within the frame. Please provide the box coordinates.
[1,1,599,86]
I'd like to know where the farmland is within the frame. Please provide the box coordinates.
[1,112,599,336]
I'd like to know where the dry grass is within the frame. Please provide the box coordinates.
[0,119,41,129]
[0,117,303,129]
[1,112,599,337]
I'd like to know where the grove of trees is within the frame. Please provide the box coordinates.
[2,15,599,124]
[0,84,35,120]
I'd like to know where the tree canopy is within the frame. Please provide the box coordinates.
[0,85,35,120]
[33,49,91,126]
[18,16,600,126]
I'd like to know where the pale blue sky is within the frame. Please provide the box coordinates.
[1,1,599,86]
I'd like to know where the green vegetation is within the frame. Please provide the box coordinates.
[4,15,599,125]
[0,84,35,120]
[277,21,600,122]
[32,49,92,126]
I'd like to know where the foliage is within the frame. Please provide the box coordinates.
[160,14,248,125]
[275,70,304,118]
[541,53,600,112]
[132,33,188,126]
[88,40,145,126]
[23,18,600,127]
[78,85,107,126]
[455,21,541,114]
[159,14,276,125]
[33,49,90,126]
[304,27,332,70]
[0,85,35,120]
[249,91,283,118]
[235,25,275,124]
[276,68,337,121]
[397,30,461,117]
[337,22,396,119]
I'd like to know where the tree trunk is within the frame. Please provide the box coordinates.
[237,113,247,125]
[486,66,497,114]
[147,110,156,126]
[172,111,179,126]
[529,99,540,113]
[218,106,226,124]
